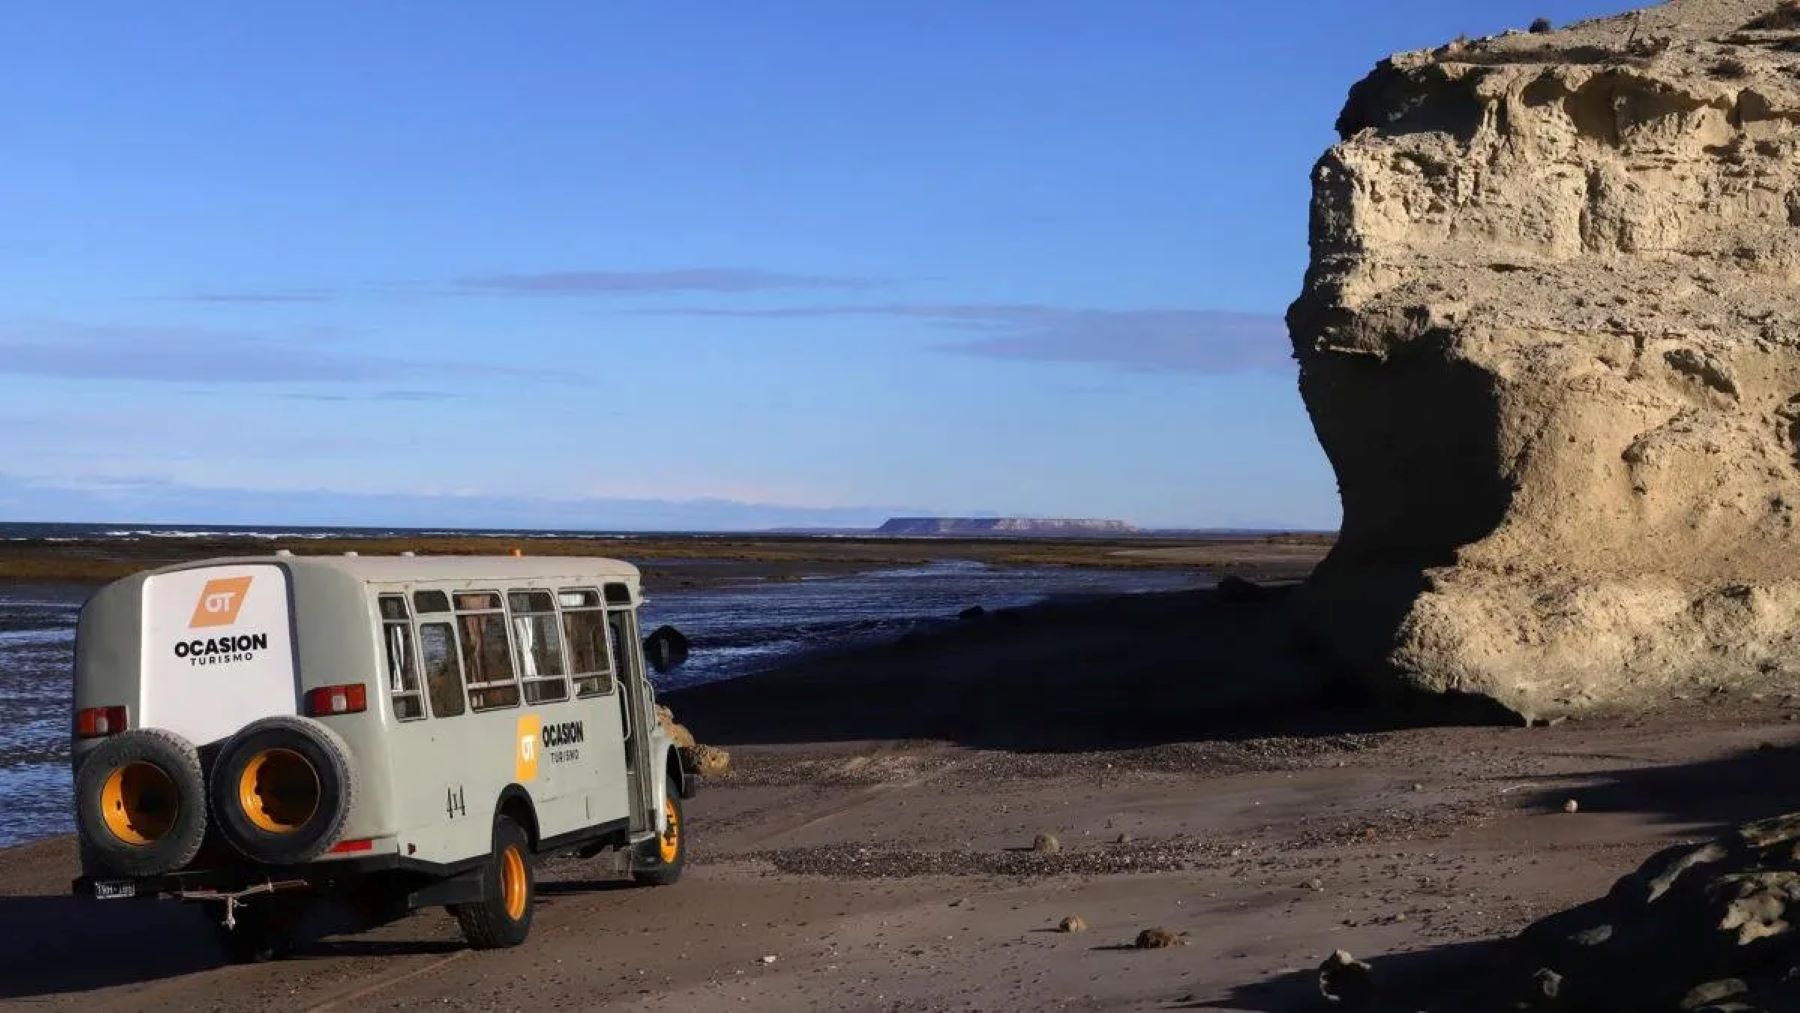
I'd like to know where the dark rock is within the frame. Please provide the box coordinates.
[1216,575,1267,604]
[643,625,691,673]
[1528,967,1562,1002]
[1319,949,1376,1007]
[1134,927,1185,949]
[1681,978,1747,1009]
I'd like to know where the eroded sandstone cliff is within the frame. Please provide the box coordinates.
[1291,0,1800,717]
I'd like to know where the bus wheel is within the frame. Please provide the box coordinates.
[454,815,534,949]
[214,901,296,964]
[632,776,686,887]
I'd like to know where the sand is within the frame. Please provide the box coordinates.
[0,701,1790,1009]
[1,578,1794,1009]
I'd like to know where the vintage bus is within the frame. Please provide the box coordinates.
[68,553,694,959]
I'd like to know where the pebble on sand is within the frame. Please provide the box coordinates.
[1563,799,1580,814]
[1032,832,1062,854]
[1058,916,1088,934]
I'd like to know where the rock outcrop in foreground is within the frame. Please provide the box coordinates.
[1291,0,1800,717]
[1496,813,1800,1010]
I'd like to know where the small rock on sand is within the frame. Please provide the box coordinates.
[690,744,732,778]
[1133,927,1185,949]
[1032,832,1061,854]
[1563,799,1580,814]
[1318,950,1375,1005]
[1058,916,1087,934]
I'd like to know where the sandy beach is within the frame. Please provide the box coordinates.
[2,573,1792,1010]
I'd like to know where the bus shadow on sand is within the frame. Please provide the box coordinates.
[0,893,223,997]
[0,892,470,998]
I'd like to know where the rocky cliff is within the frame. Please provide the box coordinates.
[1290,0,1800,718]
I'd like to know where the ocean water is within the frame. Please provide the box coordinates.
[0,550,1199,847]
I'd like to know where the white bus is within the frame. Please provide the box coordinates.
[69,553,695,960]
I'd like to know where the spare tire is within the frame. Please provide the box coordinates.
[75,728,207,877]
[210,715,356,865]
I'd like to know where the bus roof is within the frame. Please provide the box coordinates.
[134,554,642,584]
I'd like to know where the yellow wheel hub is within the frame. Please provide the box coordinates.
[100,761,178,845]
[237,748,320,833]
[658,797,681,865]
[501,845,528,921]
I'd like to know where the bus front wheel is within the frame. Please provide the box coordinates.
[632,776,686,887]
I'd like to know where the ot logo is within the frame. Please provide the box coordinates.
[189,576,253,629]
[515,715,542,782]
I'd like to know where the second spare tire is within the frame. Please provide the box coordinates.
[75,727,208,877]
[210,715,356,865]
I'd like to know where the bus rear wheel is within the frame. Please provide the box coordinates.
[214,900,298,964]
[454,815,534,949]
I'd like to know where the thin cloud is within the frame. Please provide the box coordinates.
[176,289,333,305]
[0,319,579,385]
[459,267,878,296]
[648,303,1292,373]
[278,389,463,403]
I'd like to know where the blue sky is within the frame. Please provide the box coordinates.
[0,0,1633,531]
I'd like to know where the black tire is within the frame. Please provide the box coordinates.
[453,816,534,949]
[632,776,686,886]
[214,900,297,964]
[74,728,207,877]
[209,716,356,865]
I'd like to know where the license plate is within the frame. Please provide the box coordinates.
[93,880,137,900]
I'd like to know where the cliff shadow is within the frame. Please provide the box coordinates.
[667,584,1518,753]
[1518,734,1800,838]
[1290,347,1517,701]
[1215,739,1800,1012]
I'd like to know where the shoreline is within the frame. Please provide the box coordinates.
[0,531,1333,587]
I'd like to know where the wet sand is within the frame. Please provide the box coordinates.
[2,578,1794,1009]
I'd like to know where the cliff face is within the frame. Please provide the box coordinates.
[1291,0,1800,717]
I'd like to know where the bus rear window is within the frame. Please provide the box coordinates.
[379,595,424,721]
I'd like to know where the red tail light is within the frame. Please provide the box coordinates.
[75,706,129,739]
[304,683,367,717]
[328,837,374,854]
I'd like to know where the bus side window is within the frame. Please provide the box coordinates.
[559,588,613,697]
[455,591,520,711]
[508,590,569,705]
[379,595,425,721]
[418,622,466,718]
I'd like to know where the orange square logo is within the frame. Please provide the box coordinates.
[515,715,541,782]
[189,576,253,628]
